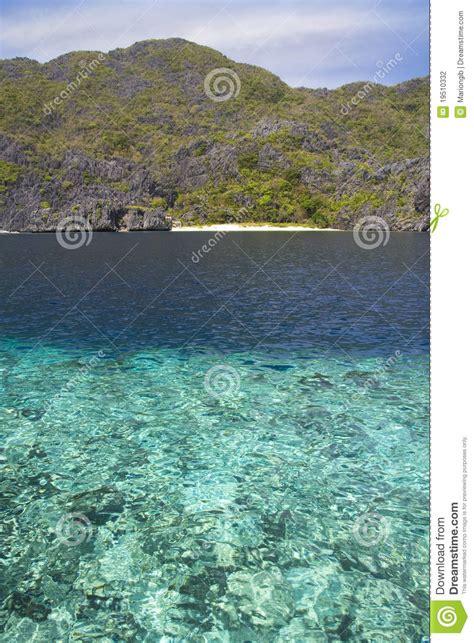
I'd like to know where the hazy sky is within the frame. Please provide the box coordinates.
[0,0,429,88]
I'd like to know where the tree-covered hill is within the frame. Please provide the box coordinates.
[0,39,429,231]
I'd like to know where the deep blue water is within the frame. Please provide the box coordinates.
[0,231,429,641]
[0,232,428,356]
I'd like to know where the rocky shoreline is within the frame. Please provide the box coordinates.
[0,40,430,232]
[0,134,429,233]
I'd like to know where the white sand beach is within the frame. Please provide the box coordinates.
[172,224,340,232]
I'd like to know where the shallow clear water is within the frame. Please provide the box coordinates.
[0,232,429,641]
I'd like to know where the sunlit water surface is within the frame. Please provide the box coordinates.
[0,232,429,641]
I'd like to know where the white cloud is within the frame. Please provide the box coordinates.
[0,0,428,88]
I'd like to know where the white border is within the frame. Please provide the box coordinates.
[431,0,473,638]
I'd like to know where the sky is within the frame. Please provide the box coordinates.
[0,0,429,88]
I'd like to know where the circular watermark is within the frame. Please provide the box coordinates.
[437,606,457,628]
[353,216,390,250]
[204,364,241,398]
[56,513,93,546]
[188,539,214,560]
[204,68,241,102]
[352,512,390,547]
[56,215,93,250]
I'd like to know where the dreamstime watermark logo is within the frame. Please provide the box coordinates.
[345,351,402,409]
[353,215,390,250]
[187,538,215,560]
[204,68,241,102]
[44,350,106,416]
[191,229,226,264]
[340,54,403,115]
[56,513,93,546]
[190,209,247,264]
[204,365,241,398]
[430,600,467,634]
[56,215,93,250]
[431,601,467,633]
[352,512,390,547]
[43,55,105,115]
[436,606,457,628]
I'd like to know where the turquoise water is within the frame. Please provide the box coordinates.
[0,233,429,640]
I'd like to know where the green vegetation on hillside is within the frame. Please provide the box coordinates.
[0,39,429,230]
